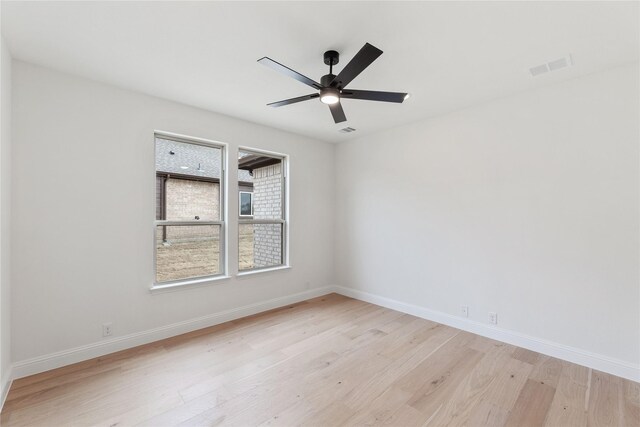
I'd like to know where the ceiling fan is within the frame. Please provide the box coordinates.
[258,43,409,124]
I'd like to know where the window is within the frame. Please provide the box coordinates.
[154,133,225,285]
[238,149,287,272]
[239,191,253,217]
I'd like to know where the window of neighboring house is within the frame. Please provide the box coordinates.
[154,133,226,286]
[238,149,287,272]
[239,191,253,217]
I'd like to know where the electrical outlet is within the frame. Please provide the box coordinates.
[488,312,498,325]
[102,323,113,337]
[461,305,469,317]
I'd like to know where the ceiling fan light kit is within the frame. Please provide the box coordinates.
[319,88,340,105]
[258,42,409,124]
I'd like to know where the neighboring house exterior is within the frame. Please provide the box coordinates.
[155,138,282,276]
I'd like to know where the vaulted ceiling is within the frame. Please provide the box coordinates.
[2,1,638,143]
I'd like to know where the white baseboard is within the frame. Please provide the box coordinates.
[10,286,336,381]
[1,366,12,411]
[334,286,640,383]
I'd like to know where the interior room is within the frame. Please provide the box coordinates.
[0,1,638,425]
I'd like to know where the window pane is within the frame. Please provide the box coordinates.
[240,192,252,216]
[238,223,254,270]
[155,176,164,220]
[156,138,221,221]
[239,223,282,270]
[238,151,282,220]
[155,224,221,283]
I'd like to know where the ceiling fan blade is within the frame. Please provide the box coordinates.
[330,43,383,89]
[258,57,322,90]
[329,101,347,123]
[267,93,319,108]
[340,89,408,103]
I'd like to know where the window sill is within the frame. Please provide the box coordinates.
[236,265,291,277]
[150,275,231,293]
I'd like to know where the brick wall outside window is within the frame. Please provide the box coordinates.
[164,178,220,242]
[252,163,282,267]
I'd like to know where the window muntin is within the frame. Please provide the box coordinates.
[154,135,225,285]
[239,191,253,217]
[238,149,286,272]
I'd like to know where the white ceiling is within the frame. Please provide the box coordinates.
[2,1,638,143]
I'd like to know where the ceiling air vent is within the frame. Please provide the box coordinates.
[339,127,356,133]
[529,55,573,77]
[529,64,549,76]
[548,57,570,71]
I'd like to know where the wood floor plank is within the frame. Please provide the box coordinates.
[421,340,516,426]
[621,378,640,426]
[588,370,622,426]
[544,363,589,426]
[463,400,510,427]
[512,347,540,365]
[406,346,485,415]
[342,386,415,426]
[472,352,534,411]
[529,354,564,389]
[504,379,556,426]
[0,294,636,427]
[382,403,426,426]
[342,323,460,412]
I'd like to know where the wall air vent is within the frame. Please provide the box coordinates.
[530,55,573,77]
[339,127,356,133]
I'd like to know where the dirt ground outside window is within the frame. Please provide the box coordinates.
[155,225,255,282]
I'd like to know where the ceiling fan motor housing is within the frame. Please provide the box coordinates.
[321,73,337,88]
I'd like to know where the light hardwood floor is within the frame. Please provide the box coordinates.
[1,294,638,426]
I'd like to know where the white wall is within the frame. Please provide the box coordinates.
[8,58,640,381]
[336,64,640,367]
[0,35,12,400]
[11,62,335,369]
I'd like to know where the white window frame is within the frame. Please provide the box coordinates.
[238,148,288,273]
[239,191,254,217]
[152,131,228,290]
